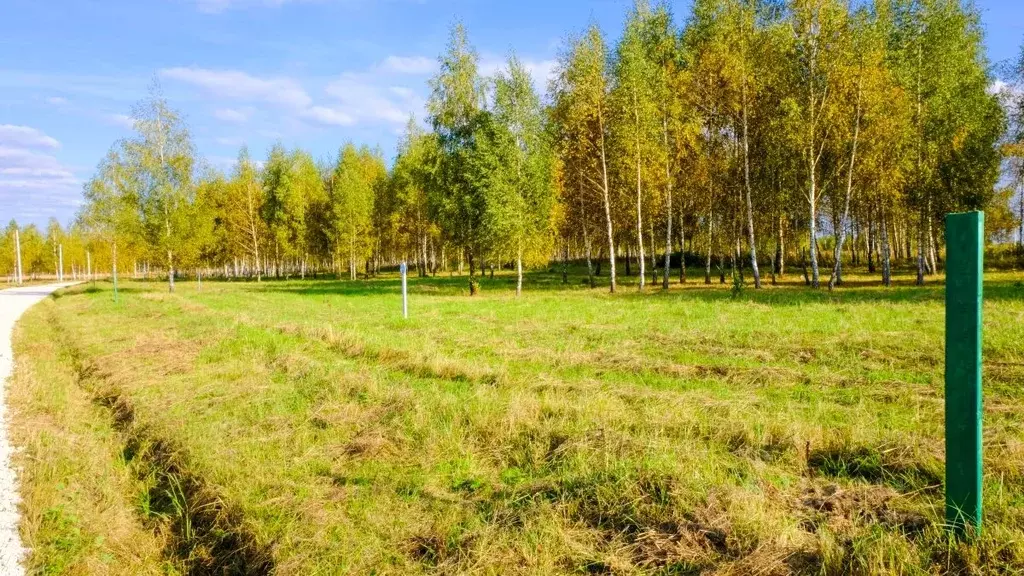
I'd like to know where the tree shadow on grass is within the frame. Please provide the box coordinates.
[238,270,1024,306]
[86,265,1024,306]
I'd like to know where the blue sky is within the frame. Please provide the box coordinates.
[1,0,1022,228]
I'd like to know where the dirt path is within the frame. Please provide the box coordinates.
[0,283,79,574]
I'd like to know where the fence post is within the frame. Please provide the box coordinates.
[944,210,984,537]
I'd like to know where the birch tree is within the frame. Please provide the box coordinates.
[552,26,618,292]
[611,6,661,291]
[640,2,687,289]
[427,24,487,294]
[488,56,555,296]
[388,119,440,276]
[787,0,845,288]
[125,89,197,292]
[226,147,265,280]
[262,143,304,277]
[81,147,143,298]
[330,144,380,280]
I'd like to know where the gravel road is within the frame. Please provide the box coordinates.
[0,283,79,574]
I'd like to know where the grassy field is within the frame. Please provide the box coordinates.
[7,267,1024,575]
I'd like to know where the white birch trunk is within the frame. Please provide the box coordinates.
[167,250,174,293]
[662,118,672,290]
[598,108,617,293]
[741,75,760,289]
[829,79,862,291]
[516,244,523,297]
[14,229,22,285]
[112,241,119,302]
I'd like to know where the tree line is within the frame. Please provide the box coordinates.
[4,0,1023,294]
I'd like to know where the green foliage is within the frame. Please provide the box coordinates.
[124,89,200,278]
[427,24,488,290]
[65,3,1016,296]
[486,56,556,271]
[330,143,386,278]
[730,270,745,298]
[262,143,304,264]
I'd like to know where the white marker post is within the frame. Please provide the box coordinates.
[400,261,408,319]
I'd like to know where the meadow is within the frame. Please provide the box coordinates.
[7,267,1024,575]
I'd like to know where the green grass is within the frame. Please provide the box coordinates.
[9,267,1024,575]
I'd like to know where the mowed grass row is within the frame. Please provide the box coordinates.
[8,269,1024,575]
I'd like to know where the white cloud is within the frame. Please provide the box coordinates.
[46,96,68,106]
[523,59,557,91]
[207,154,240,168]
[215,136,247,146]
[0,148,75,180]
[195,0,234,12]
[160,67,312,109]
[990,79,1024,99]
[324,73,422,125]
[194,0,310,14]
[0,146,82,218]
[213,107,253,123]
[106,113,134,128]
[379,56,436,75]
[389,86,416,100]
[990,79,1023,110]
[302,105,356,126]
[157,63,426,132]
[0,125,60,150]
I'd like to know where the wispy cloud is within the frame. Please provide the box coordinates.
[46,96,68,106]
[324,72,422,125]
[214,136,247,146]
[379,55,436,75]
[160,67,312,109]
[159,64,425,130]
[0,144,82,221]
[301,105,356,126]
[194,0,314,14]
[213,107,253,123]
[0,125,61,150]
[105,113,134,128]
[0,148,76,184]
[990,79,1023,110]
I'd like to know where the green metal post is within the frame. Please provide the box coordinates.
[944,211,984,537]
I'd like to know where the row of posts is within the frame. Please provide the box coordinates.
[8,233,96,286]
